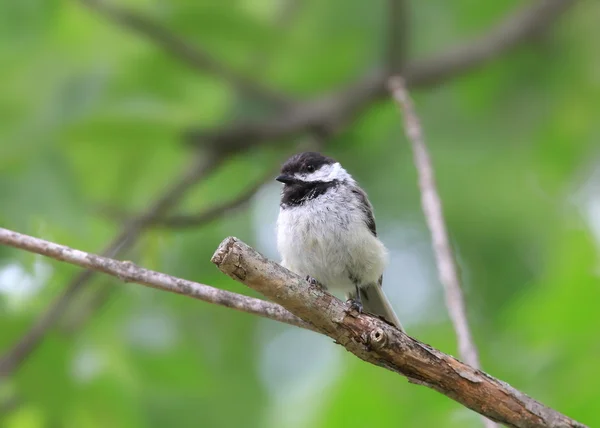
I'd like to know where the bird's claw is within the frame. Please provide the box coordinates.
[305,275,325,289]
[345,298,363,314]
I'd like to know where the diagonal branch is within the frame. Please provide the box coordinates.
[0,228,315,356]
[389,76,495,427]
[77,0,291,108]
[403,0,578,87]
[187,0,577,149]
[0,153,223,377]
[0,229,588,427]
[100,167,274,229]
[59,279,118,334]
[211,237,584,428]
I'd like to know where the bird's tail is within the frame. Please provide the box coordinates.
[357,284,404,332]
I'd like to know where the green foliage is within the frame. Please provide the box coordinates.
[1,0,599,427]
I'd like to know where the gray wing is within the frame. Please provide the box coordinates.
[351,186,382,288]
[351,187,376,236]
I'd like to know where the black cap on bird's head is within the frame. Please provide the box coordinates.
[276,152,337,185]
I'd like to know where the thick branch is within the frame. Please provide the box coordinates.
[0,228,314,360]
[0,154,222,377]
[211,237,586,428]
[187,0,577,150]
[78,0,290,107]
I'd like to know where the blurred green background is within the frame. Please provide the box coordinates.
[1,0,599,427]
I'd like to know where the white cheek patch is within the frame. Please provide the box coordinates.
[327,163,341,180]
[295,163,348,183]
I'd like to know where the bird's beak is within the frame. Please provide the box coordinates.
[275,174,297,185]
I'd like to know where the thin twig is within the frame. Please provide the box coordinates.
[388,76,481,369]
[187,0,577,149]
[387,1,496,423]
[0,153,222,377]
[77,0,291,108]
[388,79,499,428]
[0,229,315,350]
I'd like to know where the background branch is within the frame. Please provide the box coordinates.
[99,167,274,229]
[0,153,222,377]
[187,0,577,149]
[389,76,495,428]
[403,0,578,87]
[77,0,291,108]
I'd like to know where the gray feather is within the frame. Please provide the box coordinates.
[354,284,404,331]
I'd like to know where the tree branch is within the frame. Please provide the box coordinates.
[389,76,497,428]
[99,167,273,228]
[77,0,291,108]
[0,228,314,356]
[59,279,118,335]
[210,237,586,428]
[0,229,588,427]
[187,0,577,149]
[0,153,222,377]
[403,0,577,87]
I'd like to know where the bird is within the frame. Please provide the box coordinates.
[275,151,404,331]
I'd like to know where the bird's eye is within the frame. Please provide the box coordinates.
[307,165,315,173]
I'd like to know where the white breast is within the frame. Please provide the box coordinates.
[276,186,388,294]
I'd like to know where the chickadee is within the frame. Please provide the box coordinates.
[276,152,404,331]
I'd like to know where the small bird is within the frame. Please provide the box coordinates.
[276,152,404,331]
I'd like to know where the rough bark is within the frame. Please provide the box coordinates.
[211,237,587,428]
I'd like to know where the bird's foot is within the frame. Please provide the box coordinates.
[305,275,325,289]
[345,298,363,315]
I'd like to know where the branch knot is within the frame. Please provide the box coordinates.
[368,327,388,350]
